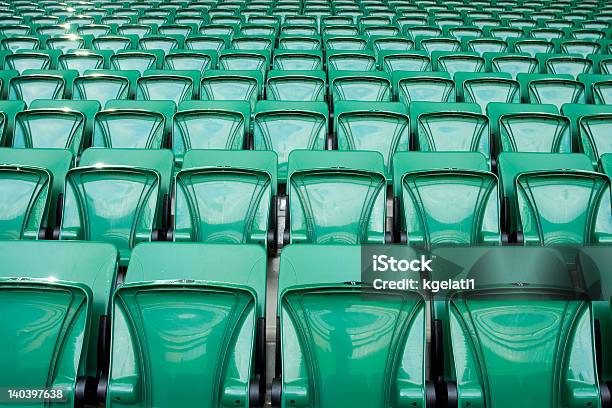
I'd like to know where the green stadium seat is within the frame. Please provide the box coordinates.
[445,25,484,40]
[240,23,277,37]
[416,36,461,53]
[45,34,89,52]
[286,150,387,244]
[436,246,601,408]
[281,24,318,36]
[0,241,118,405]
[335,101,409,179]
[326,50,376,71]
[497,152,611,243]
[159,23,197,37]
[486,26,525,40]
[107,243,266,408]
[538,54,593,78]
[587,54,612,75]
[404,25,443,40]
[58,50,109,75]
[0,147,71,238]
[562,104,612,167]
[329,70,392,102]
[455,72,520,110]
[393,71,455,103]
[510,38,555,57]
[199,24,236,37]
[266,70,326,101]
[578,73,612,105]
[253,101,328,182]
[464,37,509,54]
[173,100,249,166]
[277,34,322,50]
[276,244,427,408]
[272,49,323,70]
[218,50,270,72]
[556,39,601,58]
[322,25,360,37]
[173,150,277,251]
[231,35,275,51]
[9,71,76,107]
[201,70,263,109]
[138,35,182,53]
[432,51,485,76]
[370,36,414,55]
[117,23,152,37]
[92,35,136,52]
[497,111,571,154]
[184,34,229,52]
[393,152,500,245]
[518,73,586,109]
[530,27,565,41]
[137,69,200,104]
[111,50,163,73]
[4,50,61,73]
[73,70,138,105]
[1,35,41,51]
[484,52,538,78]
[0,100,25,146]
[60,148,173,264]
[165,49,217,73]
[379,50,431,72]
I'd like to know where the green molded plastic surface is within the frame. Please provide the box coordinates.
[93,109,166,148]
[22,68,78,98]
[0,69,18,99]
[13,108,86,155]
[58,51,105,74]
[329,70,392,102]
[456,73,519,110]
[409,101,481,136]
[278,244,427,408]
[61,148,173,264]
[253,101,328,182]
[92,35,134,52]
[5,51,58,73]
[137,70,200,104]
[517,170,612,245]
[432,51,485,76]
[393,152,499,245]
[107,243,265,408]
[173,100,250,166]
[165,50,217,72]
[579,73,612,105]
[266,70,326,102]
[601,153,612,176]
[287,150,386,244]
[277,35,322,50]
[0,100,25,146]
[498,112,572,153]
[0,147,71,230]
[110,51,159,74]
[335,101,409,180]
[105,99,176,142]
[540,54,593,78]
[9,74,66,107]
[272,50,323,70]
[326,50,377,71]
[74,70,138,103]
[379,50,431,72]
[497,152,595,235]
[392,71,455,103]
[485,52,538,78]
[174,150,277,246]
[218,49,270,72]
[518,73,585,109]
[487,102,558,146]
[201,70,263,109]
[562,103,612,164]
[0,241,117,396]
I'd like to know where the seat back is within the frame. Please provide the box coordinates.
[393,152,500,245]
[13,109,86,155]
[175,150,276,247]
[93,109,166,149]
[266,70,326,101]
[137,70,199,104]
[329,70,392,102]
[393,71,456,103]
[9,74,66,107]
[498,112,572,153]
[518,73,586,109]
[201,70,263,109]
[107,243,265,408]
[278,244,426,408]
[287,151,386,244]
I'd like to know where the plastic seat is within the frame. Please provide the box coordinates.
[164,50,217,73]
[562,104,612,167]
[510,38,555,57]
[277,34,322,50]
[9,70,78,107]
[185,34,229,52]
[110,51,161,74]
[456,72,520,110]
[0,100,25,146]
[218,50,270,72]
[497,152,611,243]
[557,39,601,58]
[272,50,323,70]
[138,34,182,53]
[60,148,173,264]
[379,50,431,72]
[416,36,461,53]
[0,241,117,405]
[58,50,107,75]
[93,101,175,149]
[393,71,455,103]
[464,37,509,54]
[46,34,89,53]
[326,50,376,71]
[172,100,250,166]
[518,73,586,109]
[538,54,593,78]
[1,35,41,51]
[393,152,500,245]
[436,246,601,408]
[601,153,612,176]
[335,101,409,179]
[329,70,391,102]
[578,73,612,105]
[276,244,426,408]
[201,70,263,109]
[253,101,328,182]
[107,243,266,407]
[231,35,274,51]
[4,50,61,73]
[286,150,387,244]
[266,70,326,102]
[411,102,490,163]
[79,70,138,101]
[173,150,277,251]
[92,35,135,52]
[588,54,612,75]
[370,37,414,55]
[484,52,538,78]
[0,148,71,239]
[432,51,485,76]
[117,23,152,37]
[137,69,200,104]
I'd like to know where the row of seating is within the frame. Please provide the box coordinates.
[1,147,610,264]
[3,241,611,407]
[1,99,610,176]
